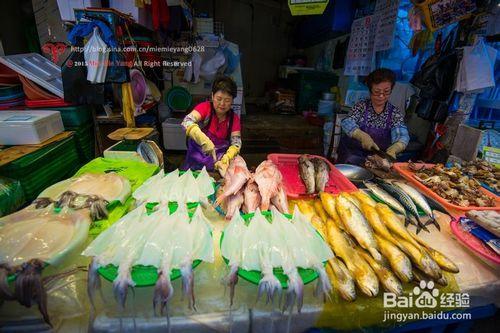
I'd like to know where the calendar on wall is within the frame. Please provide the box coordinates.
[344,15,376,76]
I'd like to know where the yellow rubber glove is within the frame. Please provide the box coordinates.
[186,124,216,162]
[386,141,406,159]
[121,83,136,128]
[351,128,380,151]
[215,145,240,176]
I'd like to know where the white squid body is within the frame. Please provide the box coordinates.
[132,168,214,206]
[197,166,216,199]
[82,205,147,261]
[291,206,334,298]
[132,170,165,204]
[271,208,305,312]
[240,209,282,303]
[221,213,247,305]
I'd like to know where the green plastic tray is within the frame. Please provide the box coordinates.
[0,176,25,217]
[67,122,95,162]
[98,206,204,286]
[53,105,93,127]
[0,136,80,200]
[98,261,203,287]
[0,84,23,98]
[220,211,320,289]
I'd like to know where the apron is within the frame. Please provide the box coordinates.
[182,104,234,171]
[337,100,393,166]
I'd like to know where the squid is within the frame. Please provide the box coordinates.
[221,213,247,306]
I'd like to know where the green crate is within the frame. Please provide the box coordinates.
[0,176,25,217]
[0,136,80,201]
[289,71,338,112]
[67,123,95,162]
[51,105,93,127]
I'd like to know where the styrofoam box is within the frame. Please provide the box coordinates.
[162,118,187,150]
[0,110,64,145]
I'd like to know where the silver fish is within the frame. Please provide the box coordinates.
[364,182,406,216]
[311,158,330,193]
[374,179,429,233]
[392,181,440,231]
[298,155,315,194]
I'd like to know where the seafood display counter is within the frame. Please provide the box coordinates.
[1,210,498,332]
[0,156,499,332]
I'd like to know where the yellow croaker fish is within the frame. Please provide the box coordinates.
[374,234,413,283]
[288,199,296,212]
[313,199,329,223]
[296,200,326,238]
[325,219,379,297]
[356,248,403,296]
[351,190,377,207]
[412,268,449,287]
[319,192,340,220]
[359,202,400,246]
[393,235,442,280]
[327,257,356,302]
[296,200,316,218]
[411,236,459,273]
[343,192,362,210]
[336,194,382,261]
[375,203,421,250]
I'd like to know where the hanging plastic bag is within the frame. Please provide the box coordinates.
[183,52,202,83]
[200,50,225,81]
[458,39,497,92]
[83,27,109,84]
[223,47,240,75]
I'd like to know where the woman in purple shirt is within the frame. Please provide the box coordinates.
[337,68,410,165]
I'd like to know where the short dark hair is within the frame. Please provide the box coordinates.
[365,68,396,91]
[212,76,237,98]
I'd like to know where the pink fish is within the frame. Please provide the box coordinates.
[225,190,244,220]
[215,157,251,207]
[254,160,282,211]
[271,185,289,214]
[242,179,261,214]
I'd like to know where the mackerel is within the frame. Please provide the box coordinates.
[392,181,440,231]
[363,182,406,216]
[373,179,429,234]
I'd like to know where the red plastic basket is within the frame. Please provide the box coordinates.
[25,98,73,108]
[450,218,500,265]
[393,162,500,212]
[267,153,357,199]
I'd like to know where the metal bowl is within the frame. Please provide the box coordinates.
[335,164,374,182]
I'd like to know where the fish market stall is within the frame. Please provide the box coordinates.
[0,1,499,330]
[0,155,499,332]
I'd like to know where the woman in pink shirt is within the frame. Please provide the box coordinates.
[181,76,241,175]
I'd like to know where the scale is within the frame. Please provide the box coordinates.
[104,127,164,168]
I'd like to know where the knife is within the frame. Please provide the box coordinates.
[371,147,395,162]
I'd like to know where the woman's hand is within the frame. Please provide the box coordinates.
[186,124,217,161]
[352,128,380,151]
[386,142,406,159]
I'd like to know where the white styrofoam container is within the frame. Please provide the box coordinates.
[162,118,187,150]
[0,111,64,145]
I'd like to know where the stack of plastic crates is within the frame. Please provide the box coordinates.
[0,135,80,201]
